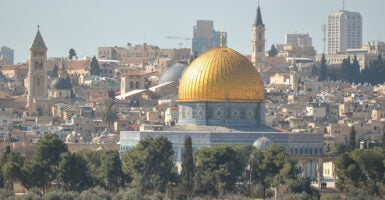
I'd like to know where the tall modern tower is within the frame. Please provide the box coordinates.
[0,46,14,64]
[328,10,362,54]
[192,20,227,55]
[251,5,265,70]
[26,27,48,109]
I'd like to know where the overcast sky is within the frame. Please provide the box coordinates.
[1,0,384,63]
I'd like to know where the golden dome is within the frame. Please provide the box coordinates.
[178,47,264,102]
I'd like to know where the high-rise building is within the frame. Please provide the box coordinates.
[328,10,362,54]
[0,46,14,64]
[285,33,313,47]
[251,5,265,70]
[192,20,227,55]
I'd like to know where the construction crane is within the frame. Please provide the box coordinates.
[165,36,191,40]
[165,36,192,48]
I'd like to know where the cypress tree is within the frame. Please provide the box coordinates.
[349,126,356,151]
[319,54,327,81]
[181,135,194,193]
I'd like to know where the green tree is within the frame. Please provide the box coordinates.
[0,146,25,190]
[193,146,242,197]
[122,136,175,193]
[181,136,194,193]
[22,134,68,193]
[52,65,59,78]
[311,64,318,77]
[268,44,278,57]
[319,54,328,81]
[341,56,351,82]
[56,152,92,192]
[90,56,100,76]
[99,151,124,192]
[78,150,104,186]
[349,126,357,151]
[382,132,385,150]
[69,48,77,60]
[102,97,117,130]
[351,55,360,83]
[336,149,385,197]
[250,145,298,199]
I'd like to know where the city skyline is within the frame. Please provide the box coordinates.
[1,0,384,63]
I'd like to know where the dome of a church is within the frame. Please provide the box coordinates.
[253,137,273,150]
[178,47,264,102]
[158,62,187,84]
[50,77,71,90]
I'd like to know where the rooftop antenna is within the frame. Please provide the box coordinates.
[342,0,345,11]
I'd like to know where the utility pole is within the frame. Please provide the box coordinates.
[322,24,326,54]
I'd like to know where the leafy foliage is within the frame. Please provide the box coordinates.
[181,136,194,193]
[52,65,58,78]
[90,56,100,76]
[319,54,327,81]
[268,44,278,57]
[99,151,125,192]
[349,126,357,151]
[336,149,385,198]
[56,152,92,192]
[122,136,176,193]
[102,96,117,129]
[249,145,300,199]
[22,134,68,193]
[324,54,385,85]
[193,146,243,197]
[68,48,77,60]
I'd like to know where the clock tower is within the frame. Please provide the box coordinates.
[251,4,265,71]
[26,27,48,109]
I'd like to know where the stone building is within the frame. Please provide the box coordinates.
[25,28,49,110]
[121,38,323,160]
[251,5,265,70]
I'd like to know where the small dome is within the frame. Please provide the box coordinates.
[51,78,71,90]
[178,47,264,102]
[253,137,273,150]
[159,62,188,84]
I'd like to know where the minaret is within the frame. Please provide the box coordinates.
[251,4,265,71]
[26,26,48,109]
[290,58,299,93]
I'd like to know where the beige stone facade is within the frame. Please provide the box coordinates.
[120,71,146,94]
[98,44,190,65]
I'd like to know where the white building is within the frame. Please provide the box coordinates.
[328,10,362,54]
[285,33,313,47]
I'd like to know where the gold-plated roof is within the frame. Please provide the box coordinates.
[178,47,264,102]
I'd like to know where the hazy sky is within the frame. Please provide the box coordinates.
[1,0,384,63]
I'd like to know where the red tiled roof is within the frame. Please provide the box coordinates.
[1,64,28,70]
[66,60,91,69]
[121,71,145,77]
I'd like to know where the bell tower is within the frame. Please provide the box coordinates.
[26,26,48,108]
[251,4,265,71]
